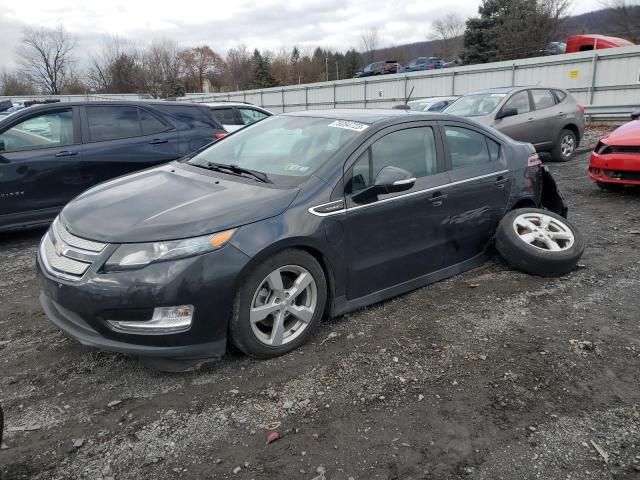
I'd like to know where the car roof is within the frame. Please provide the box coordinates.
[201,102,266,108]
[408,96,459,104]
[465,86,565,95]
[3,100,210,112]
[283,108,442,124]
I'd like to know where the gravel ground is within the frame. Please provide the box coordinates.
[1,147,640,480]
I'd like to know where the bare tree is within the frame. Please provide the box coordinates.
[87,35,142,93]
[360,27,379,63]
[16,25,76,95]
[0,71,33,96]
[180,46,223,92]
[430,13,465,60]
[602,0,640,42]
[141,39,183,98]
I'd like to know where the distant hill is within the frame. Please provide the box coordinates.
[368,6,639,64]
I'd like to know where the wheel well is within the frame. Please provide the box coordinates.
[295,246,336,317]
[563,123,580,142]
[511,198,537,210]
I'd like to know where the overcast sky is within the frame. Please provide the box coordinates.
[0,0,603,70]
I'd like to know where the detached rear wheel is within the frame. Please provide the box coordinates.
[496,208,585,277]
[229,250,327,358]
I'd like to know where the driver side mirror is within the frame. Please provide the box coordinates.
[496,107,518,120]
[374,166,416,194]
[631,111,640,121]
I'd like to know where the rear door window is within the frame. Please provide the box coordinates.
[210,107,240,125]
[553,90,567,102]
[0,109,74,152]
[87,106,141,142]
[239,108,269,125]
[445,126,492,170]
[140,109,168,135]
[531,89,557,110]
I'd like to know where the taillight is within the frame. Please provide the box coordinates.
[214,132,227,140]
[577,104,585,114]
[527,153,542,167]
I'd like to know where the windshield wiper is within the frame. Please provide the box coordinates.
[205,162,272,184]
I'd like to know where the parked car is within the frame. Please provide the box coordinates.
[444,86,585,162]
[37,109,581,370]
[588,111,640,190]
[544,41,567,55]
[565,34,634,53]
[400,57,444,72]
[202,102,272,133]
[407,96,459,112]
[354,61,399,77]
[0,101,226,232]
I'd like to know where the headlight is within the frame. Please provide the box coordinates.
[104,229,237,272]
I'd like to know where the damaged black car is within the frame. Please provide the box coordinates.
[37,110,583,369]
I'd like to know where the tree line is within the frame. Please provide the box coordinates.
[0,0,636,97]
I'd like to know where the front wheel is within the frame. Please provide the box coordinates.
[229,249,327,359]
[496,208,585,277]
[552,129,577,162]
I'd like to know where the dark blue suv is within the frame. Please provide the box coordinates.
[0,101,226,231]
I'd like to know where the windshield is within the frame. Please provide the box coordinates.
[188,116,363,184]
[445,93,507,117]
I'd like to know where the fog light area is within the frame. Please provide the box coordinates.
[107,305,194,335]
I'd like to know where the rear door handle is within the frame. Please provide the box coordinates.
[429,191,447,206]
[149,138,168,144]
[527,117,535,123]
[54,150,79,157]
[495,176,509,188]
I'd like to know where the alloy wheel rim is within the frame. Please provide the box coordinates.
[250,265,317,347]
[561,135,575,157]
[512,213,575,252]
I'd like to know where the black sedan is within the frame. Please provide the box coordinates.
[37,110,578,367]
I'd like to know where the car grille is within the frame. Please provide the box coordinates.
[598,144,640,155]
[40,219,108,281]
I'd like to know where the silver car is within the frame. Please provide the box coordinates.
[444,87,585,162]
[407,96,459,112]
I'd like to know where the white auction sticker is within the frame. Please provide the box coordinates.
[328,120,369,132]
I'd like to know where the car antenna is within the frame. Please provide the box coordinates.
[405,86,415,105]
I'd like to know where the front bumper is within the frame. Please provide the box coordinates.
[589,151,640,186]
[37,240,252,359]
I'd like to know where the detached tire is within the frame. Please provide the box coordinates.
[551,129,577,162]
[496,208,585,277]
[229,249,327,359]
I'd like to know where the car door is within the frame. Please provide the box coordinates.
[81,105,180,184]
[528,88,562,149]
[0,106,82,223]
[492,90,534,143]
[343,123,454,300]
[440,122,512,263]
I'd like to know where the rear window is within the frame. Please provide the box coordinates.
[210,107,241,125]
[140,109,167,135]
[154,104,221,130]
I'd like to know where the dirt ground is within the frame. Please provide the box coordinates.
[1,149,640,480]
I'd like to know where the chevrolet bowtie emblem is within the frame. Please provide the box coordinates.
[55,243,65,256]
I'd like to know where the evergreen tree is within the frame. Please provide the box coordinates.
[251,49,279,88]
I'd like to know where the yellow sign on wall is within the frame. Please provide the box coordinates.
[569,70,580,79]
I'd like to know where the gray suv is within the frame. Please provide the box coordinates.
[444,87,585,162]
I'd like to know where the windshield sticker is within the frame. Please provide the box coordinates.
[328,120,369,132]
[285,164,311,173]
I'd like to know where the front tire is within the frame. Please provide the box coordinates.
[229,249,327,359]
[496,208,585,277]
[552,129,577,162]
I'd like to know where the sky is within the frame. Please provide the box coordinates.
[0,0,603,70]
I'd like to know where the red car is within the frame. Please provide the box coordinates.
[589,113,640,190]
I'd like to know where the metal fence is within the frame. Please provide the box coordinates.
[2,46,639,118]
[177,46,640,115]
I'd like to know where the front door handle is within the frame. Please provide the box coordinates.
[495,176,509,189]
[429,191,447,206]
[149,138,168,144]
[54,150,79,157]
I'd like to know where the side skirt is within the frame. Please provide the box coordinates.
[329,250,491,318]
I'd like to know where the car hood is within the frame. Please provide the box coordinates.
[603,120,640,146]
[60,163,300,243]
